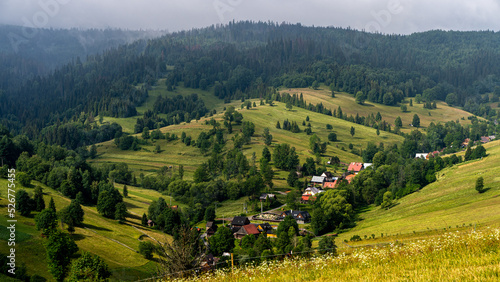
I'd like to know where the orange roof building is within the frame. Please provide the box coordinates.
[323,180,338,189]
[348,162,364,173]
[345,174,355,183]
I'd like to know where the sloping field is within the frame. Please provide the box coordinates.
[0,179,171,280]
[281,87,477,133]
[92,101,404,180]
[337,140,500,244]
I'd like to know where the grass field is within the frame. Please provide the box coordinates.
[187,226,500,281]
[92,101,405,182]
[0,179,172,281]
[280,86,477,133]
[334,140,500,246]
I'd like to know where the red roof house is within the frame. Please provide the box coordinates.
[323,180,338,189]
[345,174,355,183]
[348,162,364,173]
[234,224,261,239]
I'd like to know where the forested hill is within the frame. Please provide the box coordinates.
[0,25,166,90]
[1,21,500,140]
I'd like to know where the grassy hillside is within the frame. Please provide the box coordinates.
[281,87,477,133]
[92,101,404,181]
[335,140,500,245]
[103,84,478,136]
[187,227,500,281]
[0,179,172,281]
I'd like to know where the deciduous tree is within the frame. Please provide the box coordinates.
[67,252,111,281]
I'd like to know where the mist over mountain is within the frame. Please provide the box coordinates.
[1,21,499,139]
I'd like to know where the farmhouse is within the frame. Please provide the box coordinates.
[234,224,261,239]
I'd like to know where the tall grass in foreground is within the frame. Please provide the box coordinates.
[176,228,500,281]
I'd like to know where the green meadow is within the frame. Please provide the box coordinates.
[281,86,476,133]
[336,140,500,246]
[0,178,171,281]
[92,100,404,181]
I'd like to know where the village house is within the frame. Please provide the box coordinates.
[253,222,273,233]
[481,136,491,143]
[322,178,338,189]
[310,175,326,186]
[279,210,311,224]
[234,224,261,239]
[347,162,364,174]
[462,138,470,147]
[415,153,429,159]
[301,187,324,204]
[320,171,334,180]
[206,221,218,237]
[259,223,278,238]
[259,193,276,201]
[345,174,355,184]
[303,187,324,196]
[231,216,250,233]
[201,254,220,269]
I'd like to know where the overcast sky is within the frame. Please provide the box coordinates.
[1,0,500,34]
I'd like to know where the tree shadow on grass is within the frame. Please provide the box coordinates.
[84,223,111,232]
[127,213,142,221]
[124,202,141,210]
[71,233,86,241]
[479,188,491,194]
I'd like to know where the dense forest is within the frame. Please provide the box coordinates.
[1,22,500,141]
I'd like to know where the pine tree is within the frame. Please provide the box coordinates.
[142,213,148,226]
[123,185,128,197]
[34,186,45,212]
[49,197,56,212]
[464,144,472,161]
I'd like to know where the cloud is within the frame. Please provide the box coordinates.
[0,0,499,34]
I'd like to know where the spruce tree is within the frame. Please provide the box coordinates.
[123,185,128,197]
[34,186,45,212]
[49,197,56,212]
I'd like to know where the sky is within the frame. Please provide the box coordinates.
[1,0,500,34]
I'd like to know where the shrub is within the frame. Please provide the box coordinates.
[328,132,337,142]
